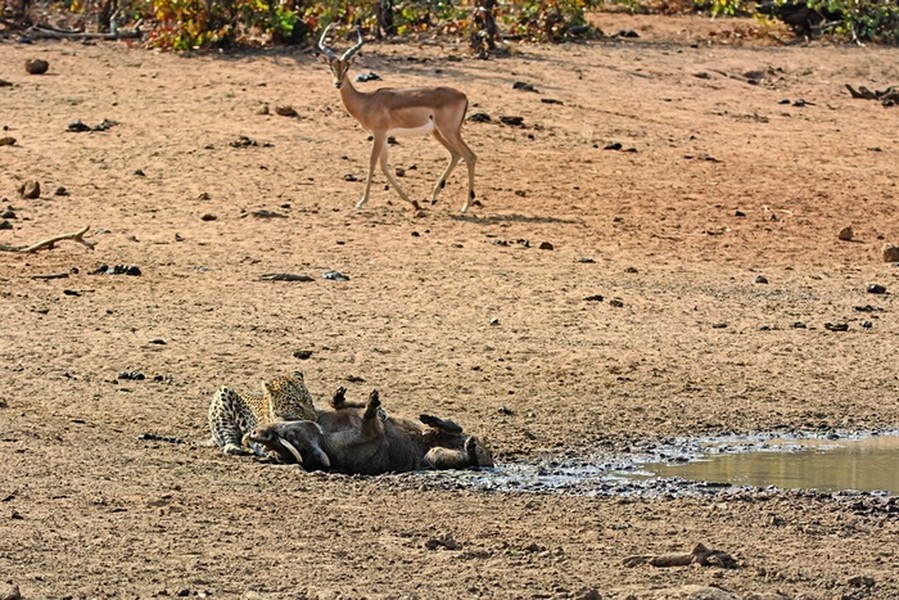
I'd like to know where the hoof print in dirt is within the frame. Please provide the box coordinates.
[18,180,40,199]
[25,58,49,74]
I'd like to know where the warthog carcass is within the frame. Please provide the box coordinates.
[245,387,494,474]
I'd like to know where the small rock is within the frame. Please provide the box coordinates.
[118,370,146,381]
[489,317,500,326]
[257,104,270,115]
[617,29,639,38]
[25,58,49,74]
[881,244,899,263]
[149,338,167,345]
[497,405,514,415]
[609,299,624,308]
[468,112,491,123]
[1,210,15,219]
[734,210,746,217]
[293,350,313,360]
[499,116,524,127]
[862,320,873,329]
[576,257,595,263]
[712,323,728,329]
[395,167,405,177]
[54,186,68,196]
[355,71,381,82]
[793,321,807,328]
[1,582,22,600]
[0,137,15,146]
[0,79,12,87]
[824,322,849,332]
[848,575,875,588]
[134,169,146,177]
[838,226,853,241]
[322,270,350,281]
[67,119,92,132]
[538,241,554,250]
[867,283,887,294]
[18,180,40,199]
[201,214,217,221]
[604,142,623,151]
[344,174,358,182]
[512,81,539,93]
[755,275,768,284]
[275,105,299,117]
[0,221,11,230]
[624,266,638,274]
[584,294,604,302]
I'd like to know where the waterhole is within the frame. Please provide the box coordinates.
[410,432,899,497]
[639,433,899,495]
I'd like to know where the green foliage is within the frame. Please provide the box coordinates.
[792,0,898,43]
[703,0,750,17]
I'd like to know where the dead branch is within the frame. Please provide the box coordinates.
[26,24,143,41]
[0,226,96,253]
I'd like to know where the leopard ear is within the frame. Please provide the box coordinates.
[293,371,305,382]
[262,380,273,395]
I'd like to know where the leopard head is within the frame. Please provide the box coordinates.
[262,371,318,422]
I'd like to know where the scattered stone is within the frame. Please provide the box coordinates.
[344,173,358,182]
[230,135,270,148]
[18,180,40,199]
[138,432,184,444]
[323,270,350,281]
[0,79,12,87]
[624,266,639,274]
[395,167,405,177]
[848,575,875,588]
[91,264,142,276]
[757,324,771,331]
[259,272,314,282]
[149,338,167,345]
[617,29,639,38]
[257,104,270,115]
[25,58,49,74]
[468,112,491,123]
[755,275,768,284]
[793,98,809,107]
[0,221,11,230]
[609,299,625,308]
[275,105,299,117]
[824,322,849,332]
[293,349,313,360]
[93,119,117,131]
[881,244,899,263]
[63,289,81,296]
[355,71,381,82]
[497,405,514,415]
[576,257,595,263]
[134,169,146,177]
[862,320,873,329]
[425,533,460,551]
[867,283,887,294]
[853,305,883,312]
[499,116,524,127]
[734,210,746,217]
[200,214,217,221]
[196,192,211,201]
[1,210,15,219]
[604,142,623,151]
[0,137,15,146]
[247,209,286,219]
[838,226,853,241]
[793,321,807,328]
[712,323,728,329]
[584,294,604,302]
[489,317,500,326]
[54,186,68,196]
[512,81,539,93]
[778,98,791,105]
[118,370,146,381]
[539,241,554,250]
[541,98,563,105]
[65,119,91,133]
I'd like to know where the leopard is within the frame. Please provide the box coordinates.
[208,371,319,456]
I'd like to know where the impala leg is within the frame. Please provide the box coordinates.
[447,134,477,213]
[357,135,386,209]
[379,144,420,210]
[430,130,461,206]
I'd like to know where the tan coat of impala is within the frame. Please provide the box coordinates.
[318,25,478,213]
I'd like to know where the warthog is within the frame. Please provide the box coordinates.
[245,387,493,474]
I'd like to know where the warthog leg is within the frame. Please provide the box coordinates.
[419,413,463,435]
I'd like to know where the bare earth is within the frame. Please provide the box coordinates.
[2,14,899,599]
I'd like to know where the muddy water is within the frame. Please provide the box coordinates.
[402,432,899,497]
[641,434,899,495]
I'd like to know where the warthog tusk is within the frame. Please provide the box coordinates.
[278,438,304,464]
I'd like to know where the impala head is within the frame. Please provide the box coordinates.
[318,24,364,90]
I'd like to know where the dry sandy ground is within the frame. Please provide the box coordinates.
[2,14,899,599]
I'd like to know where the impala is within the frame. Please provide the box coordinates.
[318,24,478,213]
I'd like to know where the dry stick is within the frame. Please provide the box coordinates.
[0,226,96,253]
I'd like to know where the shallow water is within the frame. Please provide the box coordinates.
[639,434,899,495]
[408,432,899,497]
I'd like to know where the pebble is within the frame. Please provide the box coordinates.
[293,350,313,360]
[882,243,899,263]
[25,58,49,74]
[755,275,768,284]
[0,136,15,146]
[323,270,350,281]
[0,221,11,230]
[866,283,887,294]
[838,226,853,241]
[18,180,40,199]
[118,370,145,380]
[538,241,553,250]
[824,323,849,332]
[274,105,299,117]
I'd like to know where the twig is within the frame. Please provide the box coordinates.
[26,25,143,40]
[0,226,96,253]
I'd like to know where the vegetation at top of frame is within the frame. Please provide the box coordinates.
[0,0,894,50]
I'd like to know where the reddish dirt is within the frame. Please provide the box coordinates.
[1,14,898,599]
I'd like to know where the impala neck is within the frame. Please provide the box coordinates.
[337,77,366,123]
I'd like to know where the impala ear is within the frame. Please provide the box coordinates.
[317,53,330,65]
